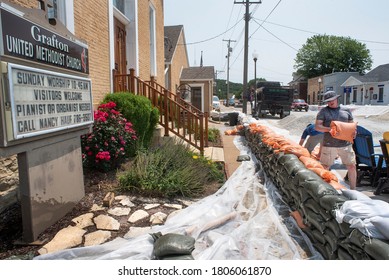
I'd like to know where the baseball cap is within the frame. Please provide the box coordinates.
[323,91,340,102]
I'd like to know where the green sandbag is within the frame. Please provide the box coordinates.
[293,168,322,186]
[301,180,338,203]
[161,254,195,260]
[311,228,326,245]
[151,232,195,258]
[364,238,389,260]
[277,153,299,165]
[337,247,353,260]
[348,229,367,249]
[325,219,342,238]
[339,222,353,236]
[323,228,338,253]
[338,240,370,260]
[305,198,333,221]
[319,194,348,212]
[282,158,306,176]
[304,207,327,233]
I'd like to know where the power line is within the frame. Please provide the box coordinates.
[249,0,282,39]
[253,17,389,45]
[253,19,299,51]
[181,20,242,46]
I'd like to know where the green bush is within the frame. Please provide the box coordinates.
[102,92,159,156]
[117,138,224,198]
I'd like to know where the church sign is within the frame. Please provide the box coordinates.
[0,4,93,145]
[1,7,89,74]
[8,63,93,140]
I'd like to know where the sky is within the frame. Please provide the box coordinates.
[164,0,389,86]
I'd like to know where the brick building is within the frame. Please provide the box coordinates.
[4,0,166,106]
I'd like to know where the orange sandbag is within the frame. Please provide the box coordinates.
[224,128,238,135]
[309,167,338,183]
[290,210,306,229]
[329,180,346,191]
[236,125,244,131]
[310,145,321,160]
[280,145,311,158]
[299,156,324,169]
[330,121,357,143]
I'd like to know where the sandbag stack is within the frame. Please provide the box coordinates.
[244,123,389,260]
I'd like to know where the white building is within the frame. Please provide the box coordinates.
[341,64,389,105]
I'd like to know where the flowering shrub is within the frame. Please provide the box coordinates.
[81,101,137,172]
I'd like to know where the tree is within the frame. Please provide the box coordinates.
[294,35,372,78]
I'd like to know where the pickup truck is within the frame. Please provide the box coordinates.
[253,82,294,119]
[291,99,309,112]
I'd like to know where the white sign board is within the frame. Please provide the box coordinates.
[8,63,93,139]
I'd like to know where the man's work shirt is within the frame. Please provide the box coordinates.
[316,106,353,147]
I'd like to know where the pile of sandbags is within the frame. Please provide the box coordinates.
[245,123,389,260]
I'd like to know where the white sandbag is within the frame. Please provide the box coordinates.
[349,218,387,240]
[367,216,389,240]
[341,189,371,201]
[335,199,389,224]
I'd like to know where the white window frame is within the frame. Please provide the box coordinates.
[53,0,75,33]
[149,3,157,77]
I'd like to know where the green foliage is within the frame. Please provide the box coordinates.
[215,79,243,99]
[294,35,372,78]
[208,128,221,143]
[117,138,224,198]
[215,78,266,100]
[81,101,137,172]
[102,92,159,156]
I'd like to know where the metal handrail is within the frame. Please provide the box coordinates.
[113,69,208,154]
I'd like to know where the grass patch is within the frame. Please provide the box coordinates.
[117,138,225,198]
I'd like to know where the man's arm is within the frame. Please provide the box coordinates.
[315,119,331,133]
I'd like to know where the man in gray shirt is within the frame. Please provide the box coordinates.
[315,91,357,190]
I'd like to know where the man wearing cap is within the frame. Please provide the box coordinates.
[315,91,357,190]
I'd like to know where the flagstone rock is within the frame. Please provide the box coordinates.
[150,212,167,225]
[163,203,182,210]
[124,226,152,238]
[108,207,131,216]
[144,203,160,210]
[38,226,86,255]
[128,209,149,223]
[94,214,120,231]
[84,230,112,247]
[90,204,106,211]
[72,213,94,229]
[119,197,135,207]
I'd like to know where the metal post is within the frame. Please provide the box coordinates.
[223,39,235,106]
[254,56,257,113]
[242,0,250,114]
[234,0,262,113]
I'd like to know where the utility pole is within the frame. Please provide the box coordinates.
[223,39,236,106]
[234,0,262,113]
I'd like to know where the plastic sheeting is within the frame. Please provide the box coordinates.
[35,136,321,260]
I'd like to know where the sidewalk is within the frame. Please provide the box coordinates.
[207,120,241,179]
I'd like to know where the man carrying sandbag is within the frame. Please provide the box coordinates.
[314,91,357,190]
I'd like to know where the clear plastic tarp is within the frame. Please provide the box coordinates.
[35,136,322,260]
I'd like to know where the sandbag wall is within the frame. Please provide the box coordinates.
[244,124,389,260]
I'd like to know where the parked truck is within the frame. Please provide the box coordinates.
[253,81,294,119]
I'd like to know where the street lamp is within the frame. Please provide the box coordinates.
[318,77,322,105]
[252,50,258,115]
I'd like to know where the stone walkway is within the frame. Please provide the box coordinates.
[38,194,196,256]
